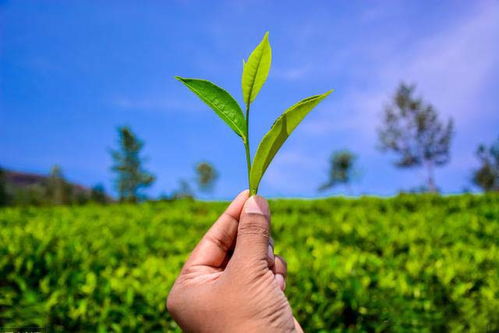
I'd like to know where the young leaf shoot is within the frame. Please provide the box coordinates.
[176,32,332,195]
[242,32,272,107]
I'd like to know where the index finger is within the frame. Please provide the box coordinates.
[183,190,249,270]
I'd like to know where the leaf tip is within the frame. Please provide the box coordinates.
[317,90,334,101]
[324,89,334,96]
[263,32,271,47]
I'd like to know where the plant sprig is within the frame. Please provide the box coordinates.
[176,32,332,195]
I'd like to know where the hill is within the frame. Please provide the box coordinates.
[0,168,109,205]
[4,170,90,193]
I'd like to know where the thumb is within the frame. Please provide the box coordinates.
[233,195,272,264]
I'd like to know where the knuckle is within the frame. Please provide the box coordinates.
[203,213,238,254]
[238,217,269,239]
[205,231,231,253]
[221,211,239,225]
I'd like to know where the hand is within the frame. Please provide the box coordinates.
[167,190,303,332]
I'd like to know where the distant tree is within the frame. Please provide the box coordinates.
[472,138,499,192]
[158,192,171,201]
[319,150,356,193]
[90,184,108,203]
[195,161,218,193]
[0,167,9,206]
[46,165,72,205]
[378,83,454,192]
[12,184,47,206]
[172,179,195,200]
[111,127,155,202]
[75,192,91,205]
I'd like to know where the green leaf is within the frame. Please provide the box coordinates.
[176,77,246,139]
[250,90,333,194]
[242,32,272,107]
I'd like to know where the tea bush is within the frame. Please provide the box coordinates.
[1,194,498,332]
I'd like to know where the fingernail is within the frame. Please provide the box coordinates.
[276,274,286,291]
[267,244,274,262]
[245,196,269,216]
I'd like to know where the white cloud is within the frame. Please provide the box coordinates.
[315,2,497,134]
[392,3,499,122]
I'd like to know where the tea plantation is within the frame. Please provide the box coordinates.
[1,194,498,332]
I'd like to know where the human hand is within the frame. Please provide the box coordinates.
[167,190,303,332]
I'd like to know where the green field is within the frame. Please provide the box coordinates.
[1,194,498,332]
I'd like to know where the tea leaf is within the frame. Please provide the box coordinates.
[176,77,246,139]
[242,32,272,107]
[250,90,333,194]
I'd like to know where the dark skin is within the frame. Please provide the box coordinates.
[167,190,303,332]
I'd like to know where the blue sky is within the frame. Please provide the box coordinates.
[1,0,498,199]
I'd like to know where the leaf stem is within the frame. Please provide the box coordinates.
[244,105,253,194]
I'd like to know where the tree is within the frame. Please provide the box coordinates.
[90,184,108,203]
[46,165,72,205]
[0,167,9,206]
[12,184,47,206]
[472,138,499,192]
[195,161,218,193]
[319,150,356,193]
[172,179,195,200]
[111,126,155,202]
[378,83,453,192]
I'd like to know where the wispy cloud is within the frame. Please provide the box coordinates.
[272,65,311,81]
[311,2,498,135]
[263,150,322,193]
[264,2,499,192]
[110,96,202,113]
[401,4,499,122]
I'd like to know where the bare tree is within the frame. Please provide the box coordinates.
[378,83,453,192]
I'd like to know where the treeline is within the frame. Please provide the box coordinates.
[0,127,218,207]
[319,83,498,194]
[1,82,497,207]
[110,126,218,203]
